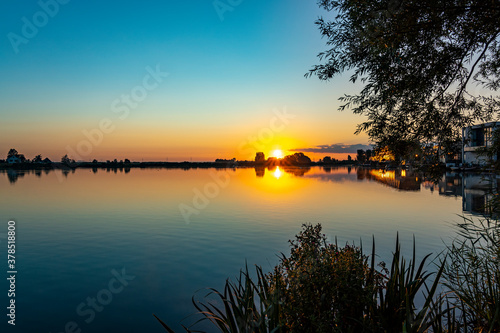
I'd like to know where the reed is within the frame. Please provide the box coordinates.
[441,216,500,332]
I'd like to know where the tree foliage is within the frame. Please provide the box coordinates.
[269,224,374,332]
[308,0,500,148]
[7,149,19,158]
[442,216,500,331]
[33,154,43,163]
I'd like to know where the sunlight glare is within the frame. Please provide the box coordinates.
[272,149,284,159]
[273,166,282,179]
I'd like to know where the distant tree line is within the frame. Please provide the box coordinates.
[2,149,132,166]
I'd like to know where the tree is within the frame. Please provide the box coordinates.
[371,146,396,162]
[7,149,19,159]
[356,149,366,163]
[322,156,332,164]
[269,224,373,332]
[366,149,372,160]
[282,152,312,165]
[33,154,42,163]
[255,152,265,163]
[308,0,500,150]
[61,154,73,165]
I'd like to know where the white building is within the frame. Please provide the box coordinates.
[6,156,21,164]
[462,122,500,166]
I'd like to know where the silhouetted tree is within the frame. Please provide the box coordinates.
[61,154,74,165]
[33,154,43,163]
[309,0,500,151]
[282,152,312,165]
[366,150,372,160]
[356,150,366,163]
[322,156,332,164]
[255,152,265,163]
[7,149,18,159]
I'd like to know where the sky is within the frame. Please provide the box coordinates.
[0,0,370,162]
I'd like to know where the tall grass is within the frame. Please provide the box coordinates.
[371,235,445,333]
[155,264,282,333]
[441,216,500,332]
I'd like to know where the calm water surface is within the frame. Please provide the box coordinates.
[0,166,477,332]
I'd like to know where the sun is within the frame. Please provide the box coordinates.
[271,149,284,159]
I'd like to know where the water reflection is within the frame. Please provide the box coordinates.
[357,168,420,191]
[438,173,463,197]
[273,166,283,179]
[1,165,466,333]
[255,166,265,178]
[462,173,500,216]
[311,167,499,217]
[1,166,134,184]
[3,166,499,217]
[6,169,26,184]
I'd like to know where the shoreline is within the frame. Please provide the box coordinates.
[0,160,354,170]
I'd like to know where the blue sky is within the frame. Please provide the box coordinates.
[0,0,369,161]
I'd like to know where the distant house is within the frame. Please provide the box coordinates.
[7,156,21,164]
[42,158,52,164]
[462,121,500,166]
[436,142,462,167]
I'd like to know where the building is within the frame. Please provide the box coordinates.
[462,122,500,166]
[6,156,21,164]
[462,173,499,216]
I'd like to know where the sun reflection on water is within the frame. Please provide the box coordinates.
[273,166,282,179]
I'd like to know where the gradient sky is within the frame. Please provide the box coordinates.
[0,0,370,162]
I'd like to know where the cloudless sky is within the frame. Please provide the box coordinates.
[0,0,369,161]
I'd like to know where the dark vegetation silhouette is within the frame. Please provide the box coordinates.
[308,0,500,161]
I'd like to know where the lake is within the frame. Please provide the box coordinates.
[0,166,488,332]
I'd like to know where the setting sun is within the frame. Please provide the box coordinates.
[271,149,284,159]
